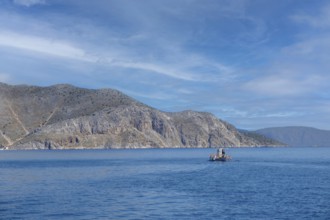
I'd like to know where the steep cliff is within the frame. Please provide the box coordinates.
[0,83,276,149]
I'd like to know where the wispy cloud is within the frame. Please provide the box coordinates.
[248,111,306,119]
[109,61,200,82]
[0,31,93,62]
[0,29,233,83]
[292,4,330,28]
[13,0,45,7]
[243,72,323,97]
[1,0,330,130]
[242,3,330,98]
[282,35,330,63]
[0,0,241,84]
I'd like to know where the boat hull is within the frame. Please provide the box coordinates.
[209,155,231,162]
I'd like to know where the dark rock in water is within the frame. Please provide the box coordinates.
[0,83,278,149]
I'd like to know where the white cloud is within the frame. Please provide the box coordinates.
[243,5,330,98]
[249,111,306,119]
[110,60,201,82]
[292,5,330,28]
[282,35,330,62]
[176,88,194,95]
[0,31,94,62]
[0,31,230,82]
[243,72,323,97]
[13,0,45,7]
[0,1,238,83]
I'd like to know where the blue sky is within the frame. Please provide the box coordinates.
[1,0,330,130]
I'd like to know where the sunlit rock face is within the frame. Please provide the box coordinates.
[0,83,279,150]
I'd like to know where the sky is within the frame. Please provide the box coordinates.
[1,0,330,130]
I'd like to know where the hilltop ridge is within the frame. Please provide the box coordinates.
[0,83,280,149]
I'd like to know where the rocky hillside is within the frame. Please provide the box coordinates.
[256,126,330,147]
[0,83,277,149]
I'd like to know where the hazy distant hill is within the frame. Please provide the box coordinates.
[256,126,330,147]
[239,129,285,146]
[0,82,278,150]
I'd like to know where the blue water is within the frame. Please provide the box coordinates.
[0,148,329,219]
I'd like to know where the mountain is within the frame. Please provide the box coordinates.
[0,82,278,150]
[255,126,330,147]
[238,129,285,146]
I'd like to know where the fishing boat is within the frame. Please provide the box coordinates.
[209,148,231,161]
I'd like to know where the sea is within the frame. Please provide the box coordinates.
[0,147,329,220]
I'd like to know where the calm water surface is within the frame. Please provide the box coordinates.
[0,147,329,219]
